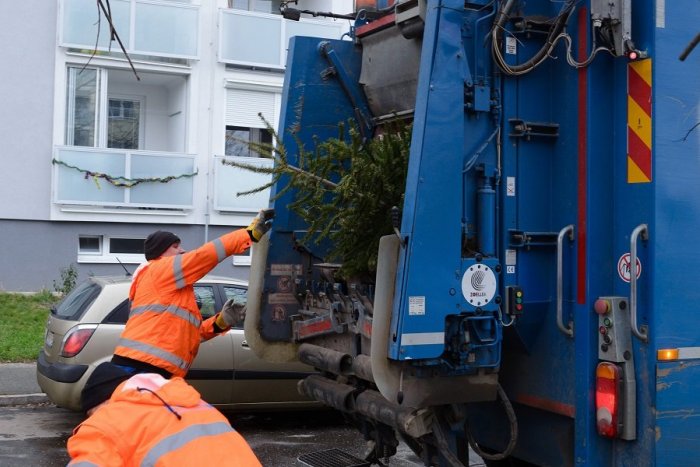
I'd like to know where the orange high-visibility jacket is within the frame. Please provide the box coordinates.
[67,374,262,467]
[114,229,251,377]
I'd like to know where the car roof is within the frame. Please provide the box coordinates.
[88,274,248,287]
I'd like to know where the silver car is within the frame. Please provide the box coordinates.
[37,275,316,411]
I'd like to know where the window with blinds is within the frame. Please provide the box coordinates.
[225,88,277,128]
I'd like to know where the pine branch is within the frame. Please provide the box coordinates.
[230,117,412,279]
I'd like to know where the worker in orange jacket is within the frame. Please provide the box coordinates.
[107,208,274,381]
[68,366,262,466]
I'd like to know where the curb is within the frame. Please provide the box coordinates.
[0,393,50,407]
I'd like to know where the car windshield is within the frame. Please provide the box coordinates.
[53,280,102,320]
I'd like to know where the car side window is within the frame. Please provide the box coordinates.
[194,285,217,319]
[103,299,130,324]
[222,286,247,329]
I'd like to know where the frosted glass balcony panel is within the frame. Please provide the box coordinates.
[219,10,348,68]
[129,153,195,207]
[55,149,125,203]
[134,2,198,57]
[284,19,344,46]
[62,0,131,50]
[54,147,195,208]
[214,157,272,212]
[60,0,198,59]
[220,11,282,67]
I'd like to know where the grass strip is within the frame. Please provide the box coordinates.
[0,291,59,362]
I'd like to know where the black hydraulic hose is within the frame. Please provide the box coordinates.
[465,383,518,461]
[433,414,468,467]
[679,33,700,61]
[492,0,576,75]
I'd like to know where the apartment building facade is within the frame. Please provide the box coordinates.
[0,0,352,291]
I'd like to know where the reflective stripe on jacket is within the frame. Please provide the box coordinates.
[114,229,251,377]
[67,374,261,467]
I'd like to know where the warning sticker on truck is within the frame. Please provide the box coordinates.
[268,293,297,305]
[505,37,517,55]
[617,253,642,283]
[270,264,302,276]
[409,296,425,316]
[506,177,516,196]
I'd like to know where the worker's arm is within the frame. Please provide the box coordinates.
[171,209,274,289]
[67,424,125,467]
[200,314,222,341]
[172,229,252,289]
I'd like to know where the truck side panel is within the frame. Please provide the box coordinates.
[657,362,700,467]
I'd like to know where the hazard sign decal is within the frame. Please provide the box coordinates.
[617,253,642,283]
[627,59,652,183]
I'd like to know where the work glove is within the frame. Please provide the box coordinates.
[246,208,275,243]
[215,298,246,329]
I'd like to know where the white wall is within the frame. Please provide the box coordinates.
[167,78,188,153]
[0,0,57,221]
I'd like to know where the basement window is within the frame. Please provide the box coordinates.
[232,245,252,266]
[78,235,146,264]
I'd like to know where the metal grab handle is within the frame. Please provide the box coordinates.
[557,224,575,337]
[630,224,649,342]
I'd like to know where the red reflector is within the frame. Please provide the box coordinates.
[61,328,96,358]
[596,362,621,438]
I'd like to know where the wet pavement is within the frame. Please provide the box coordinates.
[0,405,434,466]
[0,404,82,466]
[0,364,484,466]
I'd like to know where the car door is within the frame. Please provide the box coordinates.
[186,283,234,404]
[222,284,313,406]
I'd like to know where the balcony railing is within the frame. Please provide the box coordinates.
[214,156,272,213]
[53,147,196,209]
[59,0,199,59]
[219,9,348,69]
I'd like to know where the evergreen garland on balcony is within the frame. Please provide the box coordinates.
[52,159,197,189]
[222,117,411,281]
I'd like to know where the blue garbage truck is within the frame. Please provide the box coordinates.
[244,0,700,465]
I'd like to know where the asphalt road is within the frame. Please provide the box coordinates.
[0,365,484,466]
[0,405,440,466]
[0,404,490,467]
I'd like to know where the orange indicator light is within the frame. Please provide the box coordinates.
[657,349,679,361]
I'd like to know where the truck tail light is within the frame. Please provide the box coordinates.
[596,362,622,438]
[61,326,97,357]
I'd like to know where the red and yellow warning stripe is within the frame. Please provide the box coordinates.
[627,59,652,183]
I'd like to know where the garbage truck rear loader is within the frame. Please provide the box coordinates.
[244,0,700,465]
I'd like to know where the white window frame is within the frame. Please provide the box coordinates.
[65,66,110,148]
[65,67,104,147]
[232,245,253,266]
[107,93,146,150]
[228,0,280,14]
[77,235,146,264]
[78,235,104,256]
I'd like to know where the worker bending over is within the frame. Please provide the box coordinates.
[68,366,261,466]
